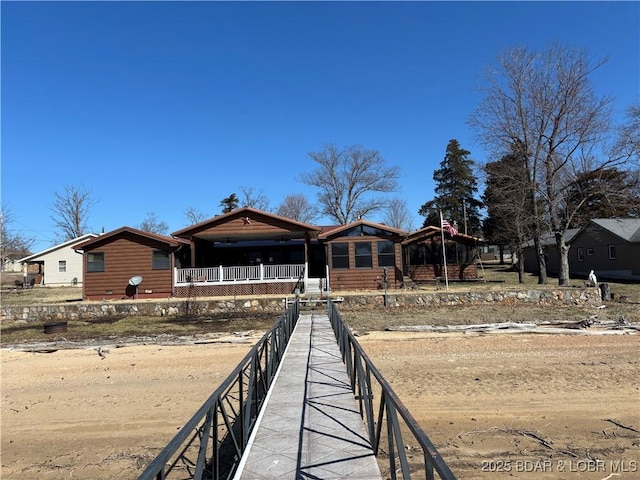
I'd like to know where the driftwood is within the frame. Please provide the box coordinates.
[386,321,640,335]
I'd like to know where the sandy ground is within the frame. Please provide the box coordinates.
[1,331,639,479]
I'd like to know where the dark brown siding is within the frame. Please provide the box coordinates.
[327,238,403,291]
[83,233,173,300]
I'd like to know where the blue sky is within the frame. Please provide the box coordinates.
[2,1,638,252]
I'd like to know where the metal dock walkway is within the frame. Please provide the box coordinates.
[236,313,382,480]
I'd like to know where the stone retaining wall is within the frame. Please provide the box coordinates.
[1,287,602,323]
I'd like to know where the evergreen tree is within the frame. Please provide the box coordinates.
[220,193,239,213]
[418,139,483,234]
[483,148,537,280]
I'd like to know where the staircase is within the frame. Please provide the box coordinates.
[305,277,323,295]
[402,275,417,290]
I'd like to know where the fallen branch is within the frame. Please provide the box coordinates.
[605,419,640,434]
[457,426,578,457]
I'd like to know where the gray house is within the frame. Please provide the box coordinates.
[522,228,581,276]
[569,218,640,281]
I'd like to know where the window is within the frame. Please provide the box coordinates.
[58,260,67,272]
[608,245,617,260]
[87,252,105,272]
[377,241,395,267]
[331,243,349,269]
[586,248,595,256]
[577,248,584,262]
[152,250,171,270]
[355,242,372,268]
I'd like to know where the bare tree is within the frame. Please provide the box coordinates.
[300,144,400,225]
[470,42,629,286]
[185,206,208,225]
[276,194,319,223]
[239,186,270,211]
[382,197,414,231]
[138,212,169,235]
[50,184,97,242]
[614,102,640,165]
[1,206,35,268]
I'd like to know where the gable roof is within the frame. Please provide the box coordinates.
[19,233,99,262]
[521,228,581,249]
[318,219,407,240]
[402,226,479,246]
[589,218,640,243]
[172,207,321,241]
[74,227,188,251]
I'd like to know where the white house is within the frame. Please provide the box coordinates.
[19,234,98,287]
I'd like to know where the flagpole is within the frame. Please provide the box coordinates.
[439,210,449,291]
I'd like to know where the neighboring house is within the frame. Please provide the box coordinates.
[318,220,407,291]
[403,226,479,282]
[74,227,188,300]
[569,218,640,281]
[522,228,581,276]
[18,234,98,287]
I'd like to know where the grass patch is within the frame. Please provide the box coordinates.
[0,312,277,346]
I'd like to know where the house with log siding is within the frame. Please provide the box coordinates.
[76,207,480,300]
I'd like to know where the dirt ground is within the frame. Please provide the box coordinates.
[2,330,639,479]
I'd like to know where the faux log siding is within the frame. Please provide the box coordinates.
[327,239,404,291]
[83,234,174,300]
[407,263,478,281]
[194,214,309,237]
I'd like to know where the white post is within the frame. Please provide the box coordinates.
[259,263,264,281]
[440,210,450,291]
[218,265,224,283]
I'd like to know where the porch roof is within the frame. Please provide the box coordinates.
[172,207,321,243]
[402,226,479,246]
[317,219,407,240]
[73,227,189,251]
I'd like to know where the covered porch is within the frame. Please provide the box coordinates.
[402,226,479,283]
[171,207,324,297]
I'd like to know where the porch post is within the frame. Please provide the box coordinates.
[190,239,196,268]
[304,234,310,291]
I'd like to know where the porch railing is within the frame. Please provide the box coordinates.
[138,299,300,480]
[175,264,305,284]
[327,299,457,480]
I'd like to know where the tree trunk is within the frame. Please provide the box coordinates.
[517,248,525,283]
[557,234,571,286]
[533,233,547,284]
[499,245,505,265]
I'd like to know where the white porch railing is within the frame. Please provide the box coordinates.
[175,264,306,285]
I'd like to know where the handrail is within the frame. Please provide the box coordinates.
[327,299,457,480]
[138,299,300,480]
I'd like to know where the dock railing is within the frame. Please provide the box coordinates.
[327,299,457,480]
[138,299,300,480]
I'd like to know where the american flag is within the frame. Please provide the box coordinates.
[441,219,457,236]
